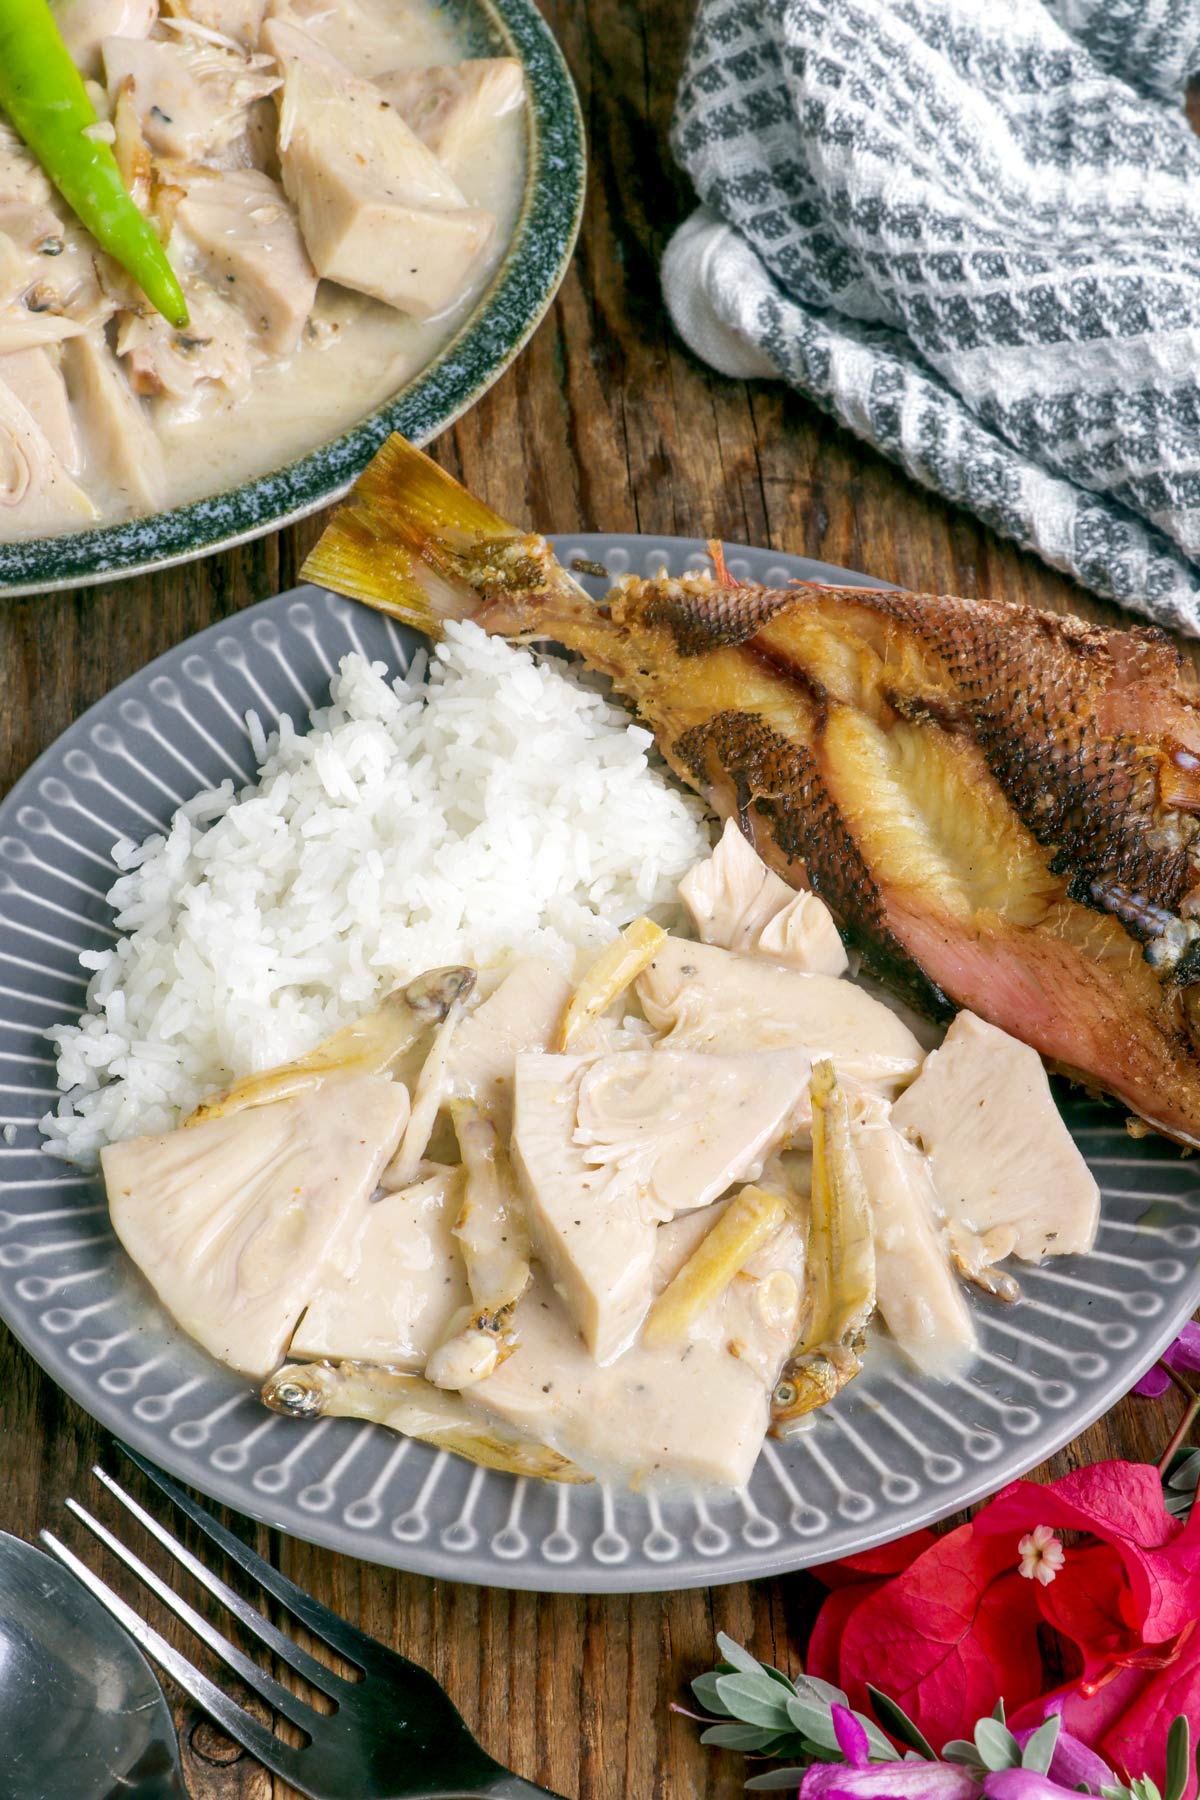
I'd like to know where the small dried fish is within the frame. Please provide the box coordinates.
[770,1060,875,1431]
[383,990,469,1188]
[423,1098,531,1388]
[262,1358,590,1483]
[188,966,474,1125]
[449,1097,530,1315]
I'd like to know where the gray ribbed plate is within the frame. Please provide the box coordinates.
[1,540,1198,1592]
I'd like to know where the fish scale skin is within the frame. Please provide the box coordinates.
[639,575,1200,924]
[673,707,952,1021]
[639,577,796,653]
[872,588,1197,914]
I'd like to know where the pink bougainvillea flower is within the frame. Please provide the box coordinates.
[1132,1319,1200,1397]
[1017,1526,1065,1586]
[806,1578,890,1682]
[810,1457,1200,1788]
[978,1464,1200,1797]
[813,1532,938,1588]
[1100,1626,1200,1791]
[1034,1542,1134,1660]
[806,1521,1043,1743]
[974,1460,1200,1643]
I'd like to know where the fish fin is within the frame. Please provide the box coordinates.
[301,435,523,634]
[708,539,735,589]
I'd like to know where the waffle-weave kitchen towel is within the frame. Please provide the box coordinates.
[664,0,1200,634]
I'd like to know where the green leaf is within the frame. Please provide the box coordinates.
[699,1721,777,1751]
[868,1686,937,1761]
[975,1719,1023,1772]
[757,1734,812,1760]
[713,1673,793,1731]
[1132,1780,1163,1800]
[795,1672,849,1710]
[1165,1716,1191,1800]
[993,1699,1007,1725]
[857,1712,902,1764]
[786,1694,839,1750]
[691,1672,733,1717]
[746,1771,812,1792]
[761,1661,798,1691]
[716,1632,766,1677]
[1166,1449,1200,1493]
[1100,1786,1133,1800]
[1022,1715,1062,1776]
[943,1740,984,1767]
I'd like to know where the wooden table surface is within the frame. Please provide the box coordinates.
[0,3,1192,1795]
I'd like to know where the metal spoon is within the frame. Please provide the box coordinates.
[0,1528,187,1798]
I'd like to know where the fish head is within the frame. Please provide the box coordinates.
[261,1360,336,1418]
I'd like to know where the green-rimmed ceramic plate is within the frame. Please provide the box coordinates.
[0,0,584,596]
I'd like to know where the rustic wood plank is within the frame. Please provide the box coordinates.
[0,3,1197,1798]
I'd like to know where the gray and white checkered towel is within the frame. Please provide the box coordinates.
[664,0,1200,634]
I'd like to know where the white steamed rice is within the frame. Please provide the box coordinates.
[43,622,711,1164]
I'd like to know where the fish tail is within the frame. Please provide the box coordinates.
[301,435,534,636]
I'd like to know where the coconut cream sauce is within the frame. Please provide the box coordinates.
[8,0,527,529]
[148,3,525,511]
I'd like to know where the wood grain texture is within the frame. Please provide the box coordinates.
[0,3,1195,1795]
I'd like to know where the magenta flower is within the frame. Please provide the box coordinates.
[1133,1319,1200,1397]
[1012,1700,1112,1794]
[800,1767,980,1800]
[833,1705,872,1767]
[800,1718,980,1800]
[983,1772,1082,1800]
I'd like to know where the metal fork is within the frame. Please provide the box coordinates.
[41,1447,567,1800]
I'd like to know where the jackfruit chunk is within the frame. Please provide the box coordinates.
[472,1204,806,1490]
[851,1098,976,1377]
[637,936,923,1091]
[288,1165,469,1367]
[679,818,848,974]
[511,1047,809,1362]
[891,1011,1099,1262]
[276,59,493,317]
[104,1073,410,1378]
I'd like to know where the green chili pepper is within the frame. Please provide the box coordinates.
[0,0,188,326]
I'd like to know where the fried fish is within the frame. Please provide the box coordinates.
[303,435,1200,1149]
